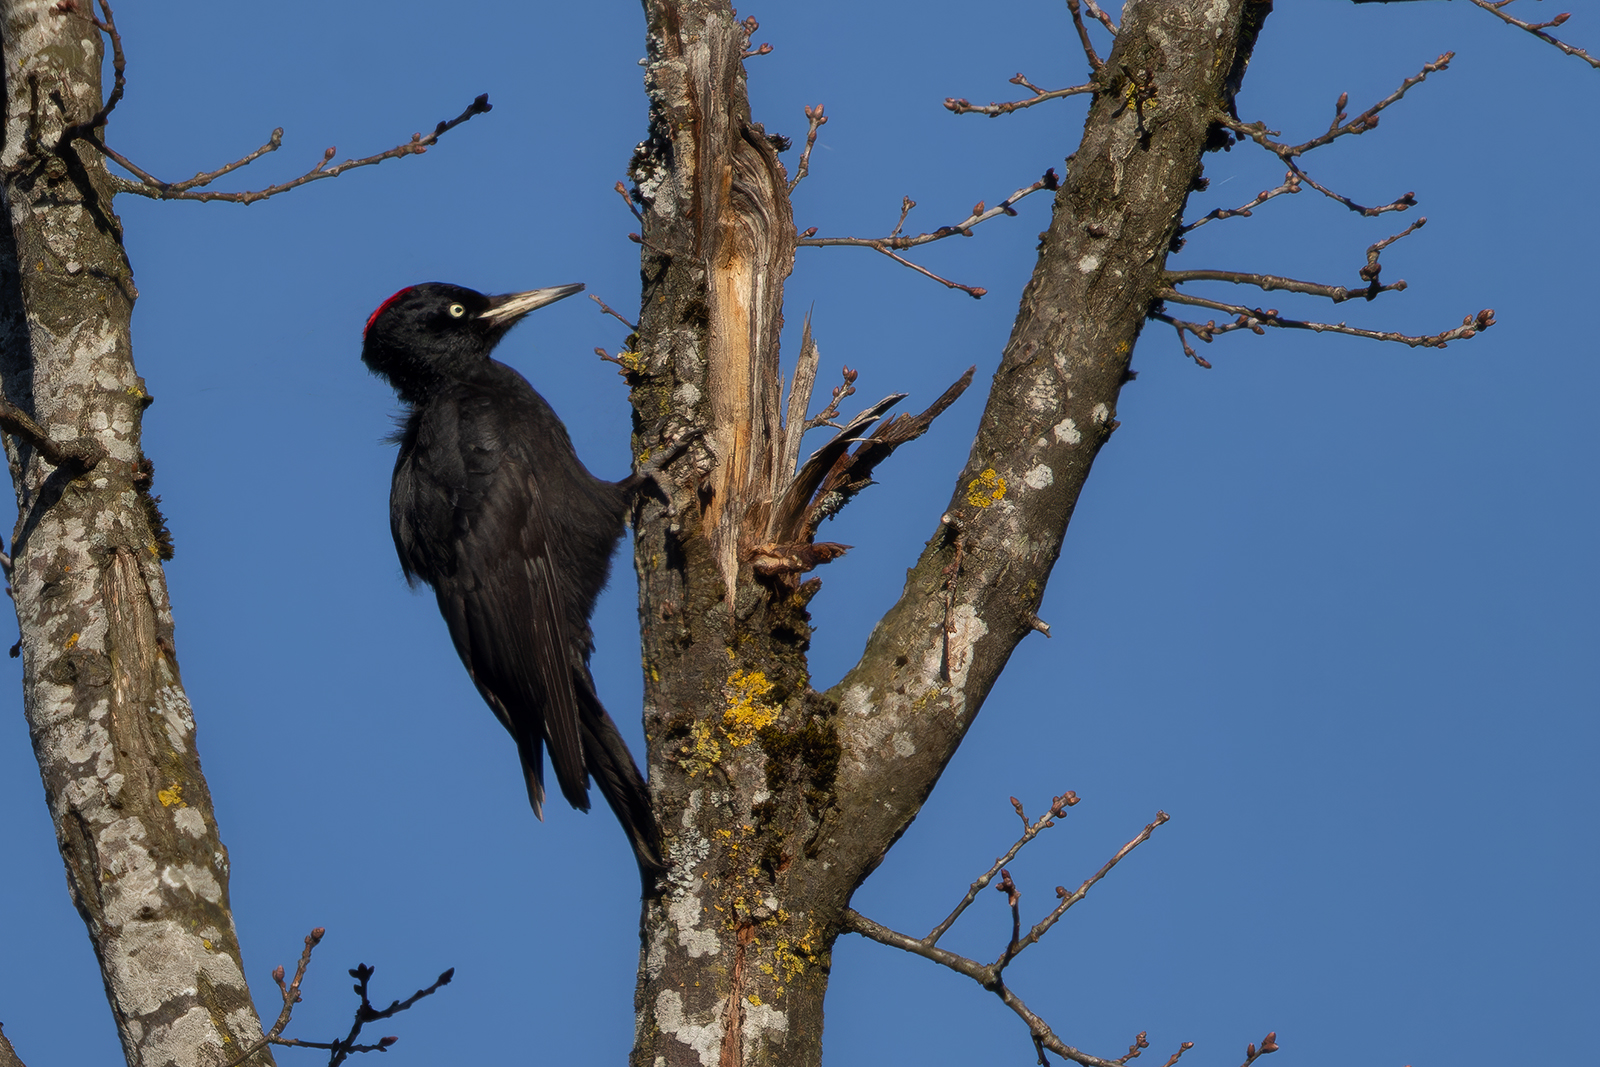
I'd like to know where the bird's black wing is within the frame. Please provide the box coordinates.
[395,390,590,816]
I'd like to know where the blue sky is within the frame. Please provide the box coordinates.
[2,2,1595,1064]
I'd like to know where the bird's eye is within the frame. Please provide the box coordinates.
[448,303,467,319]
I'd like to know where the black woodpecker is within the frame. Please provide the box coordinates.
[361,282,664,878]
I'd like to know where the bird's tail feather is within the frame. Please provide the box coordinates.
[575,682,667,883]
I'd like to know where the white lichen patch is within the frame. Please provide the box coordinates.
[99,821,163,929]
[1023,464,1054,490]
[645,920,672,980]
[668,876,721,959]
[161,863,222,904]
[173,807,207,838]
[742,1001,790,1061]
[1092,402,1111,424]
[138,1005,227,1067]
[1078,253,1102,274]
[154,687,195,754]
[61,716,112,775]
[225,1007,267,1047]
[838,684,873,719]
[111,921,236,1015]
[1025,377,1057,413]
[892,732,915,758]
[923,604,988,692]
[655,989,725,1067]
[1053,417,1082,445]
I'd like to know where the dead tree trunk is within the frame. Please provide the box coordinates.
[0,4,271,1066]
[625,1,1268,1064]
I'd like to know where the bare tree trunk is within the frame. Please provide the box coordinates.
[626,1,1268,1064]
[0,4,271,1066]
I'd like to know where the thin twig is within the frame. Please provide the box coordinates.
[613,179,644,222]
[1181,172,1301,233]
[1155,287,1495,348]
[590,293,639,332]
[801,170,1055,252]
[799,170,1056,297]
[945,80,1094,117]
[216,928,325,1067]
[1082,0,1119,34]
[1355,216,1427,297]
[103,95,493,204]
[802,365,858,432]
[1065,0,1104,70]
[842,804,1197,1067]
[737,14,771,59]
[1466,0,1598,67]
[296,962,455,1066]
[788,104,827,192]
[1218,53,1453,160]
[1163,269,1405,304]
[925,792,1079,946]
[991,812,1169,968]
[878,245,986,298]
[890,195,915,238]
[1292,166,1416,217]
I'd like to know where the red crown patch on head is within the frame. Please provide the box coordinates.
[364,287,414,338]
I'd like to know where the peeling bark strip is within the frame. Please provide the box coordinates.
[627,2,1265,1066]
[1,4,271,1065]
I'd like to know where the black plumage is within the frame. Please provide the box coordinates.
[361,282,663,876]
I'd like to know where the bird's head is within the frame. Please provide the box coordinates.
[361,281,584,401]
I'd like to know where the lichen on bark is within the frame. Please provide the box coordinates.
[1,2,272,1064]
[625,1,1268,1064]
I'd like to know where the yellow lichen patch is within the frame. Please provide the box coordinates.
[157,783,185,808]
[63,632,80,651]
[723,669,779,747]
[678,720,722,777]
[966,468,1007,508]
[747,994,763,1006]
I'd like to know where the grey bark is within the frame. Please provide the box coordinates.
[625,1,1269,1065]
[0,3,271,1066]
[0,1022,24,1067]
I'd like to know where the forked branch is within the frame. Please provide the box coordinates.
[844,799,1237,1067]
[945,76,1095,117]
[798,170,1058,296]
[215,929,452,1067]
[55,0,491,205]
[1154,288,1494,354]
[105,95,492,204]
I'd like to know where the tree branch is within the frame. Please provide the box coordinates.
[1217,52,1453,159]
[1163,268,1404,304]
[0,396,105,470]
[217,928,326,1067]
[103,95,493,204]
[1154,287,1495,348]
[945,78,1095,117]
[844,805,1186,1067]
[788,104,827,191]
[797,169,1058,295]
[1465,0,1598,67]
[1180,171,1301,234]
